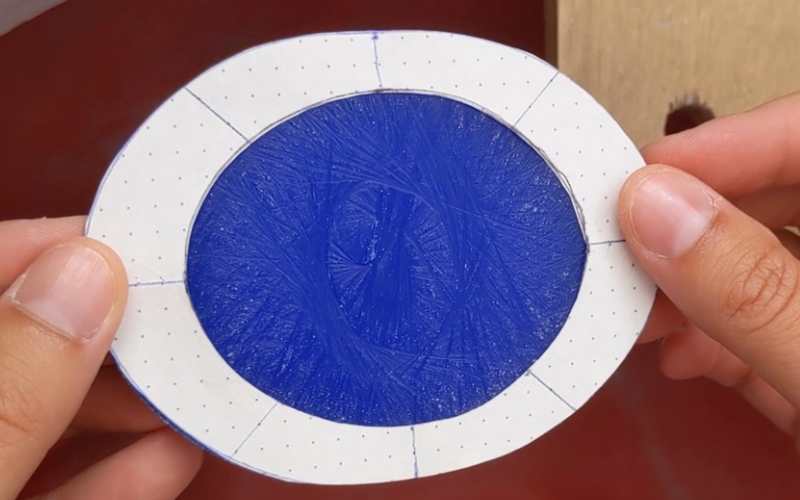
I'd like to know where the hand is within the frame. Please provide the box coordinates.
[0,217,202,499]
[618,93,800,443]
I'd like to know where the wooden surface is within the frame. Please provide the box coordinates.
[546,0,800,147]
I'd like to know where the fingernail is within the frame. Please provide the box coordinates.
[629,170,717,258]
[11,245,115,340]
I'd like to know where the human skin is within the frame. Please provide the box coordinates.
[1,92,799,498]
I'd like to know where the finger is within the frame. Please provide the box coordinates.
[19,432,142,497]
[0,238,127,500]
[31,428,202,500]
[0,217,86,293]
[661,323,797,435]
[659,322,719,380]
[642,92,800,198]
[732,185,800,230]
[618,165,800,410]
[777,228,800,258]
[71,366,165,433]
[705,350,796,436]
[637,289,685,344]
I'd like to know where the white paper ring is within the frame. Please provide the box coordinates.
[86,30,656,484]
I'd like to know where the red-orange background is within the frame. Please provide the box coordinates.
[2,1,799,498]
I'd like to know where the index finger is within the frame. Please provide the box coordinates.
[642,92,800,198]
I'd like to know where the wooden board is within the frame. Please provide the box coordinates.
[546,0,800,147]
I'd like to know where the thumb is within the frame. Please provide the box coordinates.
[0,238,127,499]
[618,165,800,410]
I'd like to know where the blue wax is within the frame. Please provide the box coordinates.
[186,92,587,427]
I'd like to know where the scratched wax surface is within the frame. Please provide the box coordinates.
[186,92,587,427]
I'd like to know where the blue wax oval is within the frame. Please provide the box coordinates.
[186,92,587,427]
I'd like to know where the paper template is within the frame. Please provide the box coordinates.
[86,31,656,484]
